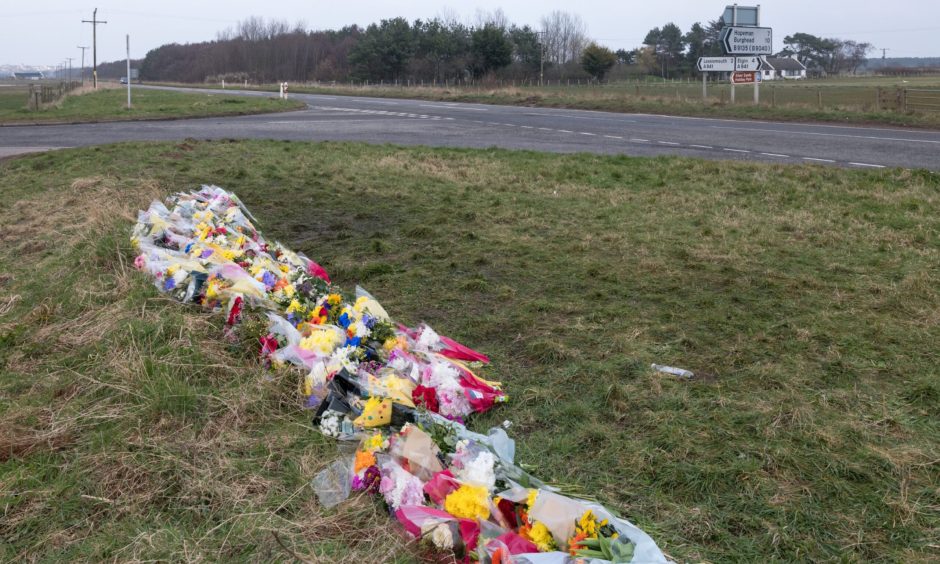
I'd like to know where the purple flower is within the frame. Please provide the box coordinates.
[164,278,176,290]
[200,249,214,259]
[261,270,277,289]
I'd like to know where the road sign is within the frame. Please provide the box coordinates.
[722,5,760,27]
[723,27,773,55]
[697,57,735,72]
[734,57,762,71]
[731,71,758,84]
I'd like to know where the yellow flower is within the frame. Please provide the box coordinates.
[286,299,303,314]
[577,510,599,538]
[327,293,342,306]
[364,433,386,452]
[444,484,491,521]
[299,328,342,355]
[528,522,556,552]
[283,284,295,298]
[526,489,539,508]
[166,264,179,276]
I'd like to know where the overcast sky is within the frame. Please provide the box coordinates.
[3,1,939,67]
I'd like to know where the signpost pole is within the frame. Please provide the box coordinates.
[126,35,131,108]
[731,83,735,104]
[702,73,707,101]
[754,81,759,105]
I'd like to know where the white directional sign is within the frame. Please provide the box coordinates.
[734,57,762,71]
[697,57,735,72]
[722,27,773,55]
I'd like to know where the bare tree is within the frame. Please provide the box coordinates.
[474,8,510,31]
[540,11,588,64]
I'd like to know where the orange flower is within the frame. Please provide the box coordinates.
[353,450,377,474]
[568,531,589,555]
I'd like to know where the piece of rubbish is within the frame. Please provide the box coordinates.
[651,364,695,379]
[312,458,353,508]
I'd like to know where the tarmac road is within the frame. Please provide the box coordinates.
[1,84,938,170]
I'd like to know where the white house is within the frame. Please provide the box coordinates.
[759,56,807,80]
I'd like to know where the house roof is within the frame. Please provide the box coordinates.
[762,57,806,72]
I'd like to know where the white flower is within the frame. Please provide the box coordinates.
[456,451,496,491]
[415,325,441,352]
[429,523,454,550]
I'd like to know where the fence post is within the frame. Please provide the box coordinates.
[876,87,882,110]
[901,88,907,112]
[817,88,822,109]
[771,85,776,108]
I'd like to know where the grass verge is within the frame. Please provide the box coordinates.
[150,81,940,129]
[0,86,305,125]
[1,141,938,562]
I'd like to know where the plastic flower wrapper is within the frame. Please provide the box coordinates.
[387,423,445,481]
[395,505,481,554]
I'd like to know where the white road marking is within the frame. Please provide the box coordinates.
[501,123,516,127]
[630,138,650,143]
[604,135,623,139]
[710,124,940,145]
[689,144,713,149]
[557,129,574,133]
[579,132,597,136]
[803,157,836,163]
[760,152,789,158]
[419,104,487,111]
[658,141,680,146]
[538,127,553,131]
[849,162,886,168]
[723,148,750,153]
[520,125,534,129]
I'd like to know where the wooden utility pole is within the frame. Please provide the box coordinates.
[66,57,74,84]
[78,46,88,87]
[82,8,107,89]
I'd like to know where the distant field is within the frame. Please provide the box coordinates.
[0,82,304,124]
[0,83,31,114]
[160,75,940,128]
[1,140,937,562]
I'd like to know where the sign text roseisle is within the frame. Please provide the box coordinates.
[722,27,773,55]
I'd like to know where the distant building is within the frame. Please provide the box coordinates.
[13,71,44,80]
[759,56,807,80]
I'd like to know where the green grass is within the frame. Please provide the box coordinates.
[1,141,938,562]
[157,76,940,129]
[0,85,305,124]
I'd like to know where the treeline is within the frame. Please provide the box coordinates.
[140,12,594,84]
[136,13,881,84]
[778,33,873,75]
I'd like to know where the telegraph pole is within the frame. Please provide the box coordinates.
[82,8,107,89]
[66,57,74,84]
[78,46,88,87]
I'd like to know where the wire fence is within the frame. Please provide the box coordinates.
[26,81,81,110]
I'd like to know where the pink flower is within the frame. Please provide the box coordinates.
[133,255,146,270]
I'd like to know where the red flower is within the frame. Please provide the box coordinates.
[412,385,439,413]
[259,334,279,357]
[226,296,243,326]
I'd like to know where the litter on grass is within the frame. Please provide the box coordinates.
[132,185,670,564]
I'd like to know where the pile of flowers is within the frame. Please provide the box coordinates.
[132,186,668,564]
